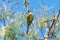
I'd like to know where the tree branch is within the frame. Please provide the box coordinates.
[45,9,60,40]
[44,19,53,22]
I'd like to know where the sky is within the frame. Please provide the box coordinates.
[0,0,60,13]
[0,0,60,40]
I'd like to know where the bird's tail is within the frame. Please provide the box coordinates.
[26,25,30,34]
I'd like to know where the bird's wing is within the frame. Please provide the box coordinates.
[27,14,33,26]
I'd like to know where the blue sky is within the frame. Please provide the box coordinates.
[0,0,60,40]
[0,0,60,13]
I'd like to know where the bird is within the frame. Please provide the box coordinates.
[26,10,34,34]
[24,0,29,8]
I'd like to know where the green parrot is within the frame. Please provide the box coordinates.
[26,10,34,34]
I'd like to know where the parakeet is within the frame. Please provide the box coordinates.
[26,10,33,34]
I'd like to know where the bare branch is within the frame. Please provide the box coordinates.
[48,9,60,35]
[45,9,60,40]
[44,19,54,22]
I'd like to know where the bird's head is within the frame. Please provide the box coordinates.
[27,10,32,15]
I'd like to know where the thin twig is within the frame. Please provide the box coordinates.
[32,22,44,38]
[39,36,52,40]
[44,19,54,22]
[39,28,44,38]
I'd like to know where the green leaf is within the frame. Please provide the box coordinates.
[37,17,46,28]
[4,11,9,17]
